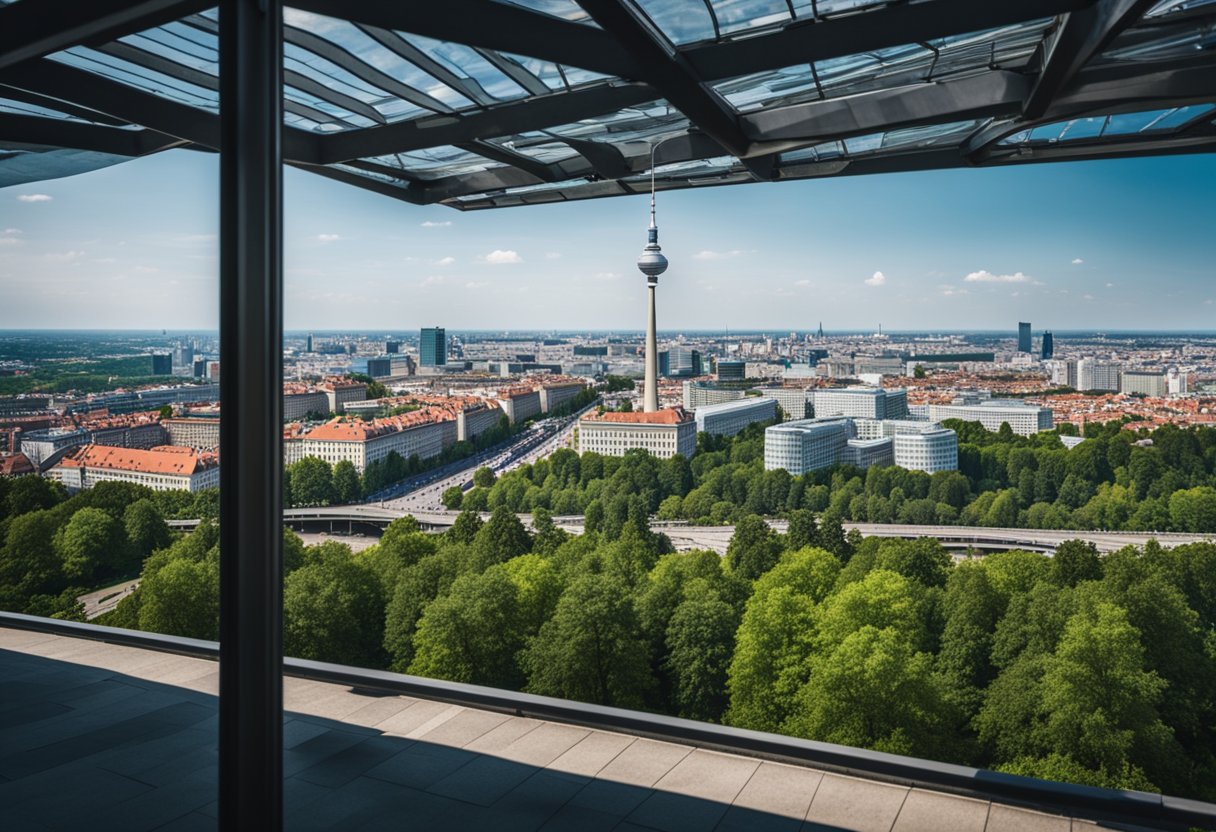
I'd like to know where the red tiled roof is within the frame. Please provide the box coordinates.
[56,444,216,475]
[583,407,692,425]
[0,453,35,477]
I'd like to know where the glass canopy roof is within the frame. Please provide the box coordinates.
[0,0,1213,205]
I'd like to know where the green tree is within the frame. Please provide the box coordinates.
[448,508,483,544]
[1051,539,1102,587]
[472,466,497,489]
[473,505,532,564]
[284,545,384,667]
[664,583,739,722]
[409,565,524,688]
[2,475,63,519]
[137,554,219,640]
[726,515,781,580]
[441,485,464,511]
[0,509,62,605]
[332,460,363,504]
[57,507,127,583]
[522,573,654,708]
[124,499,171,564]
[290,456,334,506]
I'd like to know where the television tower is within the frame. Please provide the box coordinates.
[637,165,668,413]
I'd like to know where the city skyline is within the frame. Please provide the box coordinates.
[2,150,1214,332]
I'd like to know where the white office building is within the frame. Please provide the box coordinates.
[755,387,811,420]
[764,419,852,475]
[682,381,746,411]
[578,408,696,460]
[1120,371,1167,397]
[927,402,1053,436]
[893,428,958,473]
[1077,357,1122,392]
[843,438,894,469]
[694,397,777,437]
[811,387,908,420]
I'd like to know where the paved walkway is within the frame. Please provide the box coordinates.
[0,627,1130,832]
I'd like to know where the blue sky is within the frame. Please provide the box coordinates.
[1,150,1213,332]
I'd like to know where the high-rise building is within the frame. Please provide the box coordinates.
[306,333,314,352]
[1018,322,1032,353]
[193,359,207,379]
[173,344,193,368]
[385,340,400,354]
[151,354,173,375]
[1041,331,1054,360]
[420,327,446,367]
[1121,371,1167,397]
[660,347,701,378]
[716,359,746,381]
[1077,357,1121,392]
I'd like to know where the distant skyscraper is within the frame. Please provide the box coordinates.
[385,340,400,354]
[306,333,314,352]
[1041,331,1054,360]
[151,354,172,375]
[420,327,446,367]
[1018,322,1032,353]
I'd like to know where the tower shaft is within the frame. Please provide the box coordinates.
[644,282,659,413]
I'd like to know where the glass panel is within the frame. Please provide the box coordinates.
[48,48,220,112]
[0,96,138,127]
[0,143,133,188]
[398,34,530,102]
[487,135,583,164]
[999,105,1215,145]
[633,0,717,45]
[1101,20,1216,62]
[364,146,507,179]
[1145,0,1216,17]
[492,0,601,25]
[708,0,792,36]
[544,99,691,144]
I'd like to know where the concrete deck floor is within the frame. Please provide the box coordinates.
[0,626,1131,832]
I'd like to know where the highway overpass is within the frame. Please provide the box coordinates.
[167,507,1214,555]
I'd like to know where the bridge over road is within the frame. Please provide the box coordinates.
[167,508,1214,556]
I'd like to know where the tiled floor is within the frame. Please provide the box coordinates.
[0,627,1129,831]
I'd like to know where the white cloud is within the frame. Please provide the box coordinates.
[316,233,342,243]
[693,249,744,261]
[1071,258,1084,265]
[420,220,452,228]
[940,285,969,297]
[864,271,887,287]
[482,249,522,265]
[544,252,562,260]
[43,250,84,263]
[0,238,19,247]
[594,272,621,281]
[433,256,456,267]
[0,229,20,247]
[1105,282,1114,288]
[466,281,489,289]
[17,194,52,203]
[1083,293,1095,300]
[419,275,447,288]
[134,265,160,274]
[795,279,810,287]
[3,228,21,235]
[963,270,1031,284]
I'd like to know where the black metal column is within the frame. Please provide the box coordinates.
[218,0,283,829]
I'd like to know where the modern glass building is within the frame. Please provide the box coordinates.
[1018,321,1033,353]
[419,327,446,367]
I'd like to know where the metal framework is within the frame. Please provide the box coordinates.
[1,2,1214,830]
[0,0,1212,209]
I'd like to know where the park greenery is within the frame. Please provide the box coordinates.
[444,418,1216,533]
[0,355,179,396]
[34,493,1213,801]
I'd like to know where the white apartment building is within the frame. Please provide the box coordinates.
[321,381,368,414]
[927,402,1053,436]
[1120,371,1167,397]
[755,387,811,420]
[537,381,586,413]
[893,428,958,473]
[161,418,221,451]
[764,419,852,474]
[499,389,542,424]
[811,387,908,420]
[578,408,696,460]
[694,397,777,437]
[457,404,505,442]
[1077,358,1122,392]
[283,390,332,421]
[682,381,746,411]
[49,445,219,492]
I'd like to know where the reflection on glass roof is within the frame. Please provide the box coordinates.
[0,97,135,128]
[1146,0,1216,17]
[781,120,985,162]
[998,105,1215,145]
[492,0,599,25]
[713,19,1053,111]
[544,99,690,144]
[0,143,132,188]
[366,146,507,180]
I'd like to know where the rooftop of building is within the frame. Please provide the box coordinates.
[584,407,693,425]
[303,409,458,442]
[694,397,778,415]
[6,621,1203,832]
[55,444,216,475]
[0,452,35,477]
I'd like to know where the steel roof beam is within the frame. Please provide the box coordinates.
[290,0,641,80]
[316,81,655,164]
[576,0,751,157]
[0,0,210,71]
[0,113,189,156]
[0,59,324,163]
[683,0,1096,82]
[1023,0,1158,120]
[743,71,1031,145]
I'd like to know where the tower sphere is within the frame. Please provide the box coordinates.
[637,247,668,279]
